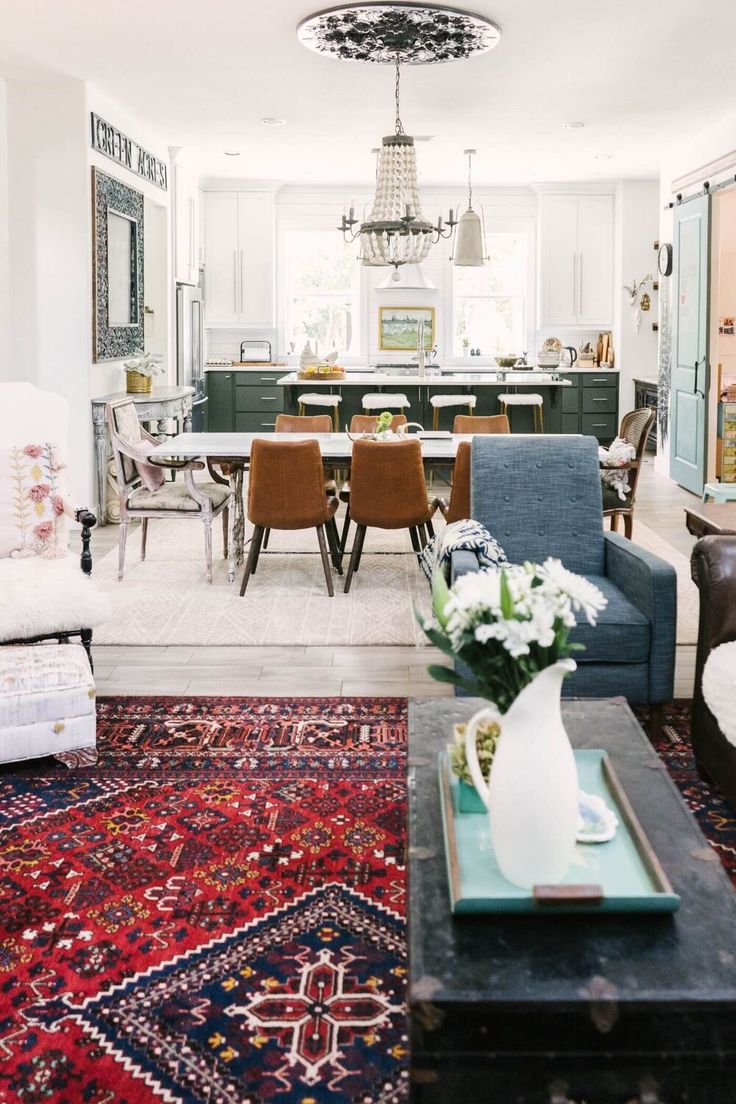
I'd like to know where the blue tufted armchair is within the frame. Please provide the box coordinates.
[450,436,677,734]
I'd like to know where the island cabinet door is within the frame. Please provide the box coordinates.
[205,373,234,431]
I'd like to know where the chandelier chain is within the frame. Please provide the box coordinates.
[394,59,404,136]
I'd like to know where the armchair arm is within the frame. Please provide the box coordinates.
[450,549,481,583]
[74,508,97,576]
[604,531,676,702]
[691,536,736,699]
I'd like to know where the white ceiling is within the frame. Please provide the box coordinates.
[1,0,735,185]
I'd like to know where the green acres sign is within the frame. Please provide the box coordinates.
[90,113,168,191]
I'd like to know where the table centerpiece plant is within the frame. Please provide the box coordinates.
[123,349,165,394]
[421,561,607,888]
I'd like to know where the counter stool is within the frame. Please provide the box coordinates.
[429,393,477,430]
[362,393,411,416]
[298,393,342,432]
[703,481,736,504]
[498,392,544,433]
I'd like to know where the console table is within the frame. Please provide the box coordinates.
[408,696,736,1102]
[91,386,194,525]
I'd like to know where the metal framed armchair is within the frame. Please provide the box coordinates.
[601,408,655,539]
[107,398,232,583]
[450,436,677,732]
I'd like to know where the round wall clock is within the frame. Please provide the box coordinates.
[658,242,673,277]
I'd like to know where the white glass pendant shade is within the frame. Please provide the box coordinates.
[360,134,434,270]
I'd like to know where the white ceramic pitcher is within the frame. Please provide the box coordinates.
[463,659,579,889]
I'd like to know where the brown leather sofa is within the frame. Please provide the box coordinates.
[691,536,736,804]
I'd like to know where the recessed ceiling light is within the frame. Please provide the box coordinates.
[261,117,286,127]
[595,153,613,160]
[224,150,240,157]
[562,121,585,129]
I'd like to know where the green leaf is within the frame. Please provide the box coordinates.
[431,570,451,629]
[499,569,515,621]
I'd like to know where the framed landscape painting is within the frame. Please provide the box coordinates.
[379,306,435,351]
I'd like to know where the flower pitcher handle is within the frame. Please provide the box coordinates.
[463,706,503,811]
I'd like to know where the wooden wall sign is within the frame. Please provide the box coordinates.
[90,113,168,191]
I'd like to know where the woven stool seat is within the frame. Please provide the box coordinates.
[497,393,543,406]
[362,393,411,411]
[298,393,342,430]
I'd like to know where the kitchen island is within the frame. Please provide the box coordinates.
[205,365,620,440]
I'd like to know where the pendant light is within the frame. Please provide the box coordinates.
[341,60,455,272]
[452,149,489,266]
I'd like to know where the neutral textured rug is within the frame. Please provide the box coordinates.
[92,514,434,646]
[90,512,697,647]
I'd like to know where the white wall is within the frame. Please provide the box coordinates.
[616,180,660,413]
[0,79,9,372]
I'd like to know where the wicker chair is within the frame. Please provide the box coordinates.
[601,408,655,540]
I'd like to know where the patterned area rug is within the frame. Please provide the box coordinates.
[0,698,408,1104]
[1,697,731,1104]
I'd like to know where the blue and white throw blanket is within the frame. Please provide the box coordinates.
[419,519,507,583]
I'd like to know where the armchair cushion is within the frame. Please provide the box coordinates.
[0,442,69,558]
[0,557,110,642]
[570,575,650,662]
[127,480,230,513]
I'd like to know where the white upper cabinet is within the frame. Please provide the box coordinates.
[203,190,275,328]
[173,163,199,286]
[538,192,614,327]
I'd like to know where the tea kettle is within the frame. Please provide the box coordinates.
[561,346,578,368]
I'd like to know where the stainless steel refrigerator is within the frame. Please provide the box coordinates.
[176,276,207,430]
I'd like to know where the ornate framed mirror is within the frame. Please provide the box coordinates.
[92,168,144,361]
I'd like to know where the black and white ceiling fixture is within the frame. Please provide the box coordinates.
[297,3,501,273]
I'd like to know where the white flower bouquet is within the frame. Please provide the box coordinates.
[422,560,607,713]
[123,349,165,378]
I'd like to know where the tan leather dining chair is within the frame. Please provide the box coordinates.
[274,414,333,433]
[344,438,435,593]
[453,413,510,434]
[240,438,342,598]
[339,414,410,552]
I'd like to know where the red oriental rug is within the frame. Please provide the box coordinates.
[0,697,408,1104]
[1,697,735,1104]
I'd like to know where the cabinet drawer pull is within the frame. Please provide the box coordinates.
[260,395,276,401]
[592,378,607,383]
[260,376,276,382]
[261,422,276,428]
[592,423,608,428]
[592,397,608,402]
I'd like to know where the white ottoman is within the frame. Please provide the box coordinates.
[0,644,97,766]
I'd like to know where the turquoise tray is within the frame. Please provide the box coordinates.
[439,748,680,915]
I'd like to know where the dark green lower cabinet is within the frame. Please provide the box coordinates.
[205,372,234,432]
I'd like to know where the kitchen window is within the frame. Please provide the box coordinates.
[453,231,529,357]
[284,229,360,357]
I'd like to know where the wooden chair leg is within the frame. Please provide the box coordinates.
[316,525,335,597]
[118,520,128,581]
[624,513,633,540]
[649,703,664,741]
[141,518,148,561]
[344,524,366,593]
[240,525,264,595]
[432,407,439,431]
[418,524,428,549]
[333,407,339,432]
[340,505,351,553]
[610,513,620,533]
[326,517,344,574]
[409,526,421,562]
[426,518,435,539]
[263,527,271,550]
[222,507,229,559]
[353,524,367,573]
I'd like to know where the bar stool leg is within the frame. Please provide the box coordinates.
[432,407,440,431]
[298,402,305,417]
[467,403,473,417]
[333,406,339,432]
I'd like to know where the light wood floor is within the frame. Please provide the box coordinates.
[91,457,700,699]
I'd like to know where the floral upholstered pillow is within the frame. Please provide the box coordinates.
[0,442,69,559]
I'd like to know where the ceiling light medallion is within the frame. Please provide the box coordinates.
[297,4,501,273]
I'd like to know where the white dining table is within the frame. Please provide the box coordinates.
[147,431,476,581]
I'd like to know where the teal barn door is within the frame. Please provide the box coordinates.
[670,194,710,494]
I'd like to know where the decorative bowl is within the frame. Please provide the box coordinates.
[494,355,519,369]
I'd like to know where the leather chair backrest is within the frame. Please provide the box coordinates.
[470,435,605,575]
[274,414,332,433]
[247,438,329,530]
[350,413,408,434]
[349,438,428,529]
[445,441,471,523]
[453,414,510,435]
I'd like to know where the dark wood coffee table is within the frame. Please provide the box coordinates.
[408,697,736,1103]
[685,501,736,538]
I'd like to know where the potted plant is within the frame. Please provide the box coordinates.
[123,350,165,394]
[462,337,470,358]
[420,562,606,888]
